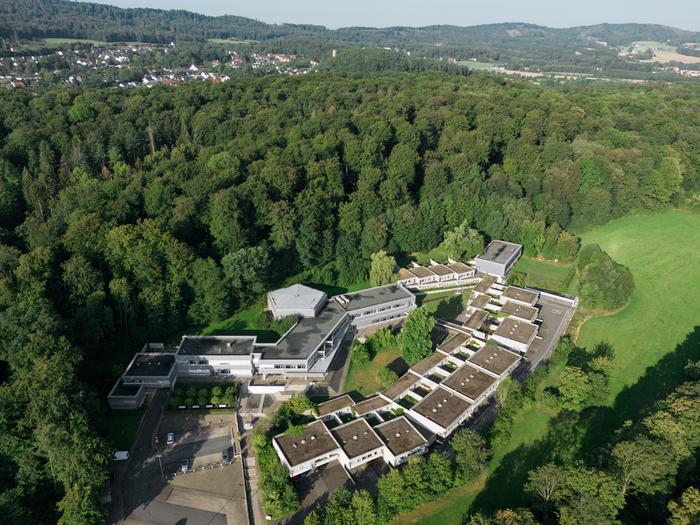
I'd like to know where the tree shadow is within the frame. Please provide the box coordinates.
[468,325,700,521]
[387,357,409,376]
[433,294,465,322]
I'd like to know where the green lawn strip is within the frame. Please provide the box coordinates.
[512,256,573,291]
[102,410,144,450]
[343,347,405,396]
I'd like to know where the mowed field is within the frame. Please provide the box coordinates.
[395,209,700,525]
[577,209,700,398]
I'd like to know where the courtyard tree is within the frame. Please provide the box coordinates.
[399,306,435,364]
[369,250,396,287]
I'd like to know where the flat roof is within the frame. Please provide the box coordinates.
[274,420,339,467]
[447,262,472,274]
[178,336,255,356]
[411,352,448,375]
[438,333,469,353]
[268,284,326,312]
[442,363,497,401]
[374,416,427,457]
[267,301,348,359]
[398,268,416,280]
[407,266,435,279]
[429,264,455,276]
[354,395,390,416]
[501,301,538,321]
[382,372,421,400]
[411,386,473,430]
[464,310,488,330]
[332,418,384,459]
[111,381,142,396]
[468,344,520,376]
[470,294,489,310]
[502,286,538,305]
[317,395,354,417]
[125,354,175,376]
[337,284,415,313]
[477,240,522,265]
[493,317,538,345]
[474,275,496,294]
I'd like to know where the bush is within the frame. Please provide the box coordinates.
[368,327,397,353]
[350,341,371,365]
[576,244,634,310]
[378,366,398,387]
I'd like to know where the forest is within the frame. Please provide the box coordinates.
[0,70,700,523]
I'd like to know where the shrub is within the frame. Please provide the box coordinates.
[378,366,398,387]
[350,341,371,365]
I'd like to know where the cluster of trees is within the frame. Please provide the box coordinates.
[167,383,239,408]
[399,307,436,364]
[252,395,314,519]
[0,301,108,524]
[304,427,490,525]
[548,340,614,410]
[576,244,634,310]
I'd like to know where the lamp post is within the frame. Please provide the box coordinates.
[156,453,165,481]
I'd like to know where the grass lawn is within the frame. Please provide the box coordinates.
[344,347,407,397]
[577,209,700,399]
[512,256,573,292]
[396,209,700,524]
[103,411,144,451]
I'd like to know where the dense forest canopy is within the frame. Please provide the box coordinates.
[1,70,700,522]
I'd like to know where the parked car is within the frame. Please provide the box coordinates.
[222,448,230,462]
[166,432,175,445]
[113,451,129,461]
[180,459,188,473]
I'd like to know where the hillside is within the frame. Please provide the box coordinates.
[3,0,700,76]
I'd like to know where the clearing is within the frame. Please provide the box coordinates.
[344,347,407,396]
[394,209,700,524]
[511,256,573,292]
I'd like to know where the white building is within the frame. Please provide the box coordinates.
[474,240,522,277]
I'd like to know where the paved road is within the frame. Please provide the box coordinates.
[110,391,228,525]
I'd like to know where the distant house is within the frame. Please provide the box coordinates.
[474,240,522,277]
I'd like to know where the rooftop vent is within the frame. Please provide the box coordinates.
[300,439,306,445]
[352,435,358,440]
[310,436,316,441]
[395,432,401,438]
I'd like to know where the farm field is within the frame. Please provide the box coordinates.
[395,209,700,525]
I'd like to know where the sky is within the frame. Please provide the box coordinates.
[81,0,700,31]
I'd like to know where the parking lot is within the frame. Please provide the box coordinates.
[111,406,248,525]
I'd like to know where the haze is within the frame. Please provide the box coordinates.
[81,0,700,31]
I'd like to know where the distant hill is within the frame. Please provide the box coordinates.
[2,0,700,76]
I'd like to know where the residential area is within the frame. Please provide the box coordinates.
[106,240,577,525]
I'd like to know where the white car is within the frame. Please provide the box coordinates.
[180,459,189,473]
[166,432,175,446]
[113,451,129,461]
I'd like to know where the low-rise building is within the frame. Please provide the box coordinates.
[374,416,428,466]
[335,284,416,330]
[474,240,522,277]
[491,317,539,354]
[397,259,475,290]
[107,352,176,409]
[500,300,539,322]
[332,418,385,470]
[408,386,474,439]
[501,286,539,307]
[267,284,327,320]
[273,420,341,477]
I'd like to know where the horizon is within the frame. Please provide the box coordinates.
[79,0,700,32]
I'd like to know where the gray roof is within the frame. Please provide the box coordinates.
[468,344,520,376]
[317,395,355,417]
[264,301,348,360]
[274,421,339,467]
[332,418,384,459]
[374,416,427,456]
[477,240,522,265]
[411,386,473,429]
[178,336,256,356]
[336,284,415,313]
[268,284,326,312]
[125,354,175,376]
[493,318,538,345]
[111,381,142,396]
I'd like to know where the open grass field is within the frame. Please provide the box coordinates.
[512,256,573,292]
[344,347,406,397]
[577,209,700,398]
[395,209,700,525]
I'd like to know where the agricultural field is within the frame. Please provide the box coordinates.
[395,209,700,525]
[619,40,700,64]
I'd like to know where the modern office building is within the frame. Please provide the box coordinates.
[397,259,476,290]
[474,240,523,277]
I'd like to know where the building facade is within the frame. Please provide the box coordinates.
[474,240,523,277]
